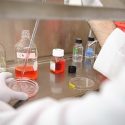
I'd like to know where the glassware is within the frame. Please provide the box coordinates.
[84,31,97,66]
[15,30,38,80]
[50,48,65,74]
[7,78,39,98]
[72,38,83,62]
[69,76,96,90]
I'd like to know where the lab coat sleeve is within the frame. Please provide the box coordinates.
[1,70,125,125]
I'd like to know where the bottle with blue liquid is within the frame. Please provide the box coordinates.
[84,36,96,66]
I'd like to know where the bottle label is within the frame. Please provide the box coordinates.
[50,61,55,71]
[33,61,38,71]
[17,52,36,59]
[73,48,78,54]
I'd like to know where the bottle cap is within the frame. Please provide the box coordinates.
[52,49,64,57]
[75,38,82,44]
[88,37,94,41]
[68,65,76,73]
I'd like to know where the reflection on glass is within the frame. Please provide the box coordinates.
[49,73,65,94]
[72,62,83,76]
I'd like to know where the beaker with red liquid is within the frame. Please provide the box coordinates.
[15,65,38,80]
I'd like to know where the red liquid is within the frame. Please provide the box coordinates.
[51,60,65,74]
[15,65,38,80]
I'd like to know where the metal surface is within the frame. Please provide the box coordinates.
[0,1,125,20]
[11,58,102,107]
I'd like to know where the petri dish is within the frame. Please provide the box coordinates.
[7,78,39,98]
[69,77,96,90]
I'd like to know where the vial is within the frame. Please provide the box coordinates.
[0,43,6,72]
[72,38,83,62]
[15,30,38,80]
[84,37,96,66]
[50,49,65,74]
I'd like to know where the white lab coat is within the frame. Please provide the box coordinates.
[1,68,125,125]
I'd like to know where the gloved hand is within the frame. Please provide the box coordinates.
[0,72,28,103]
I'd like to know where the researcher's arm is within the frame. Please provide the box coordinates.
[1,69,125,125]
[88,20,116,46]
[67,0,116,47]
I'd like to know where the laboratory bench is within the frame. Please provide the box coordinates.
[9,57,104,108]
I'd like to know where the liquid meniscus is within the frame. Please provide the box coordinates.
[15,65,38,80]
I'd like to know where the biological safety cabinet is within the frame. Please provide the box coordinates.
[0,0,124,62]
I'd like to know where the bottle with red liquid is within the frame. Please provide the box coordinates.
[15,30,38,80]
[50,49,65,74]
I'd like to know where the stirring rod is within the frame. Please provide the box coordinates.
[21,20,39,78]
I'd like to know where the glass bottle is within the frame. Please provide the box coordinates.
[0,43,6,72]
[50,48,65,74]
[15,30,38,80]
[84,37,96,66]
[72,38,83,63]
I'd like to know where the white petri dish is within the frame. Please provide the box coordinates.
[8,78,39,98]
[69,77,96,90]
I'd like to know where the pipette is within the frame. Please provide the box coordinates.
[22,20,39,77]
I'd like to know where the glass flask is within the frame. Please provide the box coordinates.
[15,30,38,80]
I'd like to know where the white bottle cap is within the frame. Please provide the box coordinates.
[52,49,64,57]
